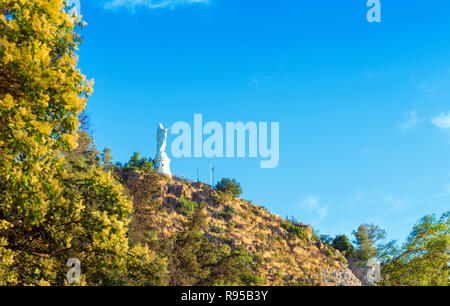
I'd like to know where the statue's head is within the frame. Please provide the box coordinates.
[158,123,164,129]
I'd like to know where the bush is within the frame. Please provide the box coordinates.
[337,255,347,264]
[281,223,308,241]
[240,272,264,286]
[332,234,354,256]
[223,236,235,246]
[224,205,237,214]
[218,205,237,221]
[210,225,224,234]
[176,196,198,216]
[213,190,234,205]
[215,178,242,197]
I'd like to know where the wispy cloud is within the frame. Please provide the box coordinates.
[431,112,450,129]
[398,110,420,131]
[299,196,329,223]
[437,183,450,198]
[347,191,407,213]
[103,0,210,10]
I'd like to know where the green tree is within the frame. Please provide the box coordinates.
[332,234,354,256]
[101,147,113,171]
[124,151,153,172]
[281,222,308,241]
[319,234,333,246]
[176,196,199,216]
[352,223,386,261]
[379,212,449,286]
[215,178,242,197]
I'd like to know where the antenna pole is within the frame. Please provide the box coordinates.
[209,163,212,186]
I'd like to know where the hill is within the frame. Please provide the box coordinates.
[122,170,362,286]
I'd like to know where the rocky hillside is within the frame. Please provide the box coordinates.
[123,171,361,286]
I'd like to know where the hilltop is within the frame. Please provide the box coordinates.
[122,170,361,286]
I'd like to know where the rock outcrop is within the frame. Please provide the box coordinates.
[321,267,362,286]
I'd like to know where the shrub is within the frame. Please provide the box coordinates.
[337,255,347,264]
[218,205,237,221]
[224,205,238,214]
[281,223,308,241]
[240,272,264,286]
[223,236,235,246]
[239,211,249,219]
[332,234,354,256]
[214,191,234,205]
[215,178,242,197]
[210,225,224,234]
[176,196,198,216]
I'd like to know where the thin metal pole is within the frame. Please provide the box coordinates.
[209,163,212,186]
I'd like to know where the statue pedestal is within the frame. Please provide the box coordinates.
[154,152,171,178]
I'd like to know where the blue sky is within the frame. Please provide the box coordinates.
[77,0,450,243]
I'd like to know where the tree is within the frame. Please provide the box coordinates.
[215,178,242,197]
[332,234,354,256]
[379,212,449,286]
[0,0,92,285]
[101,147,113,171]
[124,151,153,172]
[352,223,386,261]
[78,111,92,134]
[0,1,166,286]
[319,234,333,246]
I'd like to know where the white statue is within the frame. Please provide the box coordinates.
[156,123,170,155]
[155,123,172,177]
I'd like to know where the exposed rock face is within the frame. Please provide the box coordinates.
[125,171,362,286]
[347,258,378,286]
[321,267,362,286]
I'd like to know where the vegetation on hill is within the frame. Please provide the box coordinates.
[317,213,449,286]
[215,178,242,197]
[123,170,361,286]
[0,0,448,286]
[378,212,449,286]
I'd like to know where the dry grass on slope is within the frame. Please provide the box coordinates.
[124,171,353,286]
